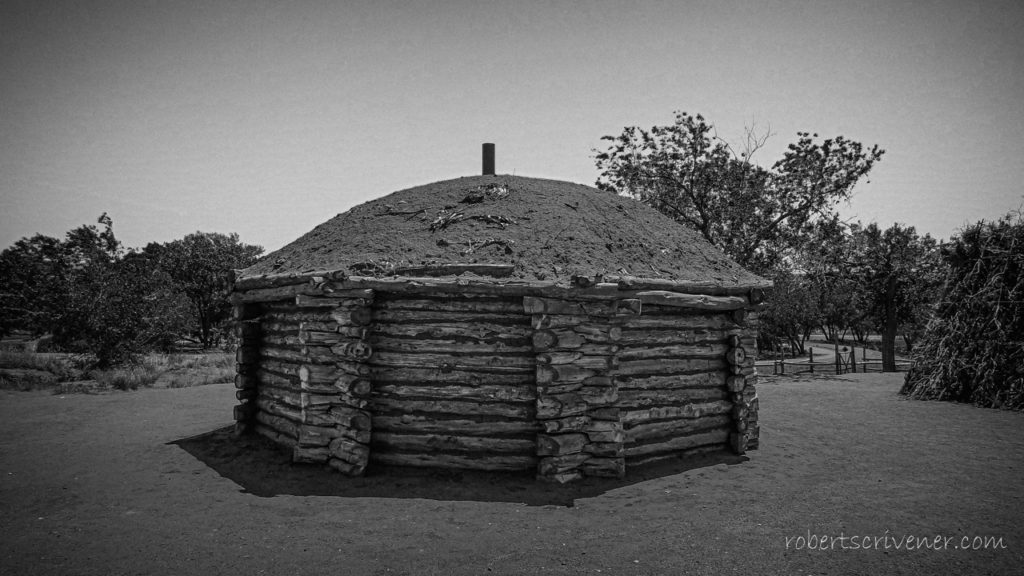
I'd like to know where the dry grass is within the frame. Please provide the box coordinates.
[0,350,233,392]
[149,352,235,388]
[0,351,83,382]
[91,364,162,391]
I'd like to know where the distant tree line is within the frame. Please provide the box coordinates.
[0,214,262,367]
[595,111,944,371]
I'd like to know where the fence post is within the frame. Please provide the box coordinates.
[834,337,842,375]
[850,349,857,373]
[809,347,814,374]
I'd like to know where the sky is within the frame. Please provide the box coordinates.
[2,0,1023,254]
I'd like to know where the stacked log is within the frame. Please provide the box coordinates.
[615,290,756,466]
[527,296,641,482]
[253,288,375,475]
[366,293,539,471]
[729,306,762,452]
[232,304,261,435]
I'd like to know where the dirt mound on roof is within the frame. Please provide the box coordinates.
[241,175,762,285]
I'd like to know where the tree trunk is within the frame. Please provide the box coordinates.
[902,333,914,354]
[882,275,898,372]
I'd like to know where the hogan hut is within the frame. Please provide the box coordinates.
[230,164,770,482]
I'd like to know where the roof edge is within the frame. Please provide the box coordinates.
[230,267,772,303]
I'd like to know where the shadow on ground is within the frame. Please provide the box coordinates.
[171,426,746,507]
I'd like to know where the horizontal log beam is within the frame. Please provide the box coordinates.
[369,397,534,419]
[616,358,726,376]
[374,296,523,314]
[292,445,331,464]
[371,432,535,454]
[624,414,732,444]
[616,328,730,346]
[370,309,529,325]
[328,457,367,476]
[262,334,303,348]
[372,321,531,341]
[256,369,296,390]
[329,307,373,327]
[302,405,371,430]
[608,276,773,296]
[370,351,535,372]
[620,399,733,425]
[537,453,589,476]
[625,444,725,468]
[234,270,770,298]
[258,358,304,379]
[532,327,622,351]
[256,390,303,415]
[297,424,369,447]
[296,294,370,308]
[369,337,532,355]
[391,263,515,278]
[232,269,347,291]
[536,364,599,385]
[635,291,748,311]
[536,393,588,419]
[374,383,535,403]
[255,411,301,441]
[616,372,726,391]
[230,284,320,304]
[623,427,730,458]
[369,366,534,386]
[262,310,333,323]
[537,433,587,456]
[329,437,370,463]
[581,457,625,478]
[254,423,297,446]
[369,451,537,471]
[372,414,540,436]
[617,343,728,361]
[523,297,640,317]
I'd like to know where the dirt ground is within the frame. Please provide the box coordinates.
[1,374,1022,576]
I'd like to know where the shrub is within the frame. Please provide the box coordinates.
[91,364,161,391]
[901,211,1024,409]
[0,351,82,382]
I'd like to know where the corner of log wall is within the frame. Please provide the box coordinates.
[526,295,631,482]
[231,303,261,436]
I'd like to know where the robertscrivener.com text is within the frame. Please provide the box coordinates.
[785,531,1007,551]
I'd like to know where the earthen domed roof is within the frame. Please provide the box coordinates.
[241,175,763,286]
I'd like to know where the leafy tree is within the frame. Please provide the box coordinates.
[800,217,867,343]
[594,111,884,272]
[757,270,820,355]
[1,215,199,366]
[0,234,68,338]
[849,222,943,371]
[151,232,262,348]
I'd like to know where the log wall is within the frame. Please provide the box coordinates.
[233,289,375,475]
[366,292,539,471]
[615,303,747,467]
[231,273,764,481]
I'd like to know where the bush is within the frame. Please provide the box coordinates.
[90,364,162,391]
[901,211,1024,409]
[0,351,83,382]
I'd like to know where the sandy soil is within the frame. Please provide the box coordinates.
[1,374,1022,575]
